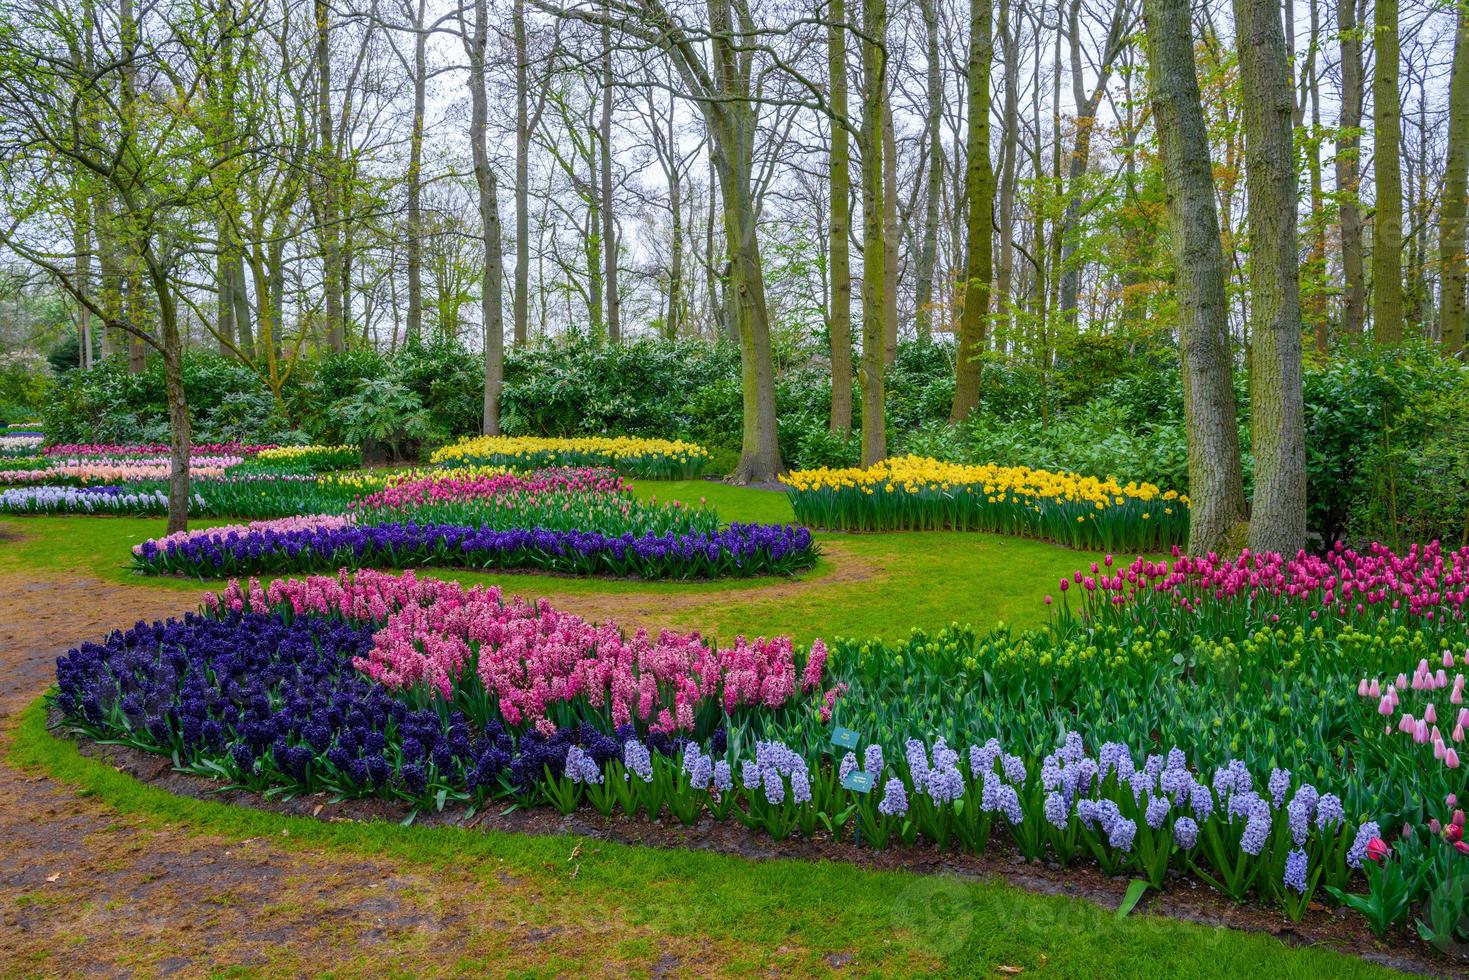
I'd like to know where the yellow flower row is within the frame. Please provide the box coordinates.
[316,465,510,491]
[431,435,710,466]
[784,455,1188,507]
[256,444,359,462]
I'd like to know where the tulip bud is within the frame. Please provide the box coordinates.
[1427,704,1439,724]
[1449,748,1462,769]
[1366,838,1390,862]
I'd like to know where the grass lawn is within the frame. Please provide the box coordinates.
[11,701,1395,977]
[0,480,1403,975]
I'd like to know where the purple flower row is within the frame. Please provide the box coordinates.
[130,519,818,580]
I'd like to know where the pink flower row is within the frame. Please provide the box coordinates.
[44,442,275,458]
[204,569,833,733]
[135,514,355,556]
[1361,653,1469,770]
[349,467,629,512]
[2,457,245,484]
[1062,540,1469,622]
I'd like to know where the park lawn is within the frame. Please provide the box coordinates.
[0,479,1403,975]
[0,480,1146,644]
[10,699,1397,978]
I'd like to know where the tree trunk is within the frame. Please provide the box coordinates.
[1372,0,1402,343]
[993,0,1018,351]
[466,0,505,432]
[1142,0,1247,555]
[881,93,899,368]
[1335,0,1365,337]
[913,0,942,346]
[950,0,992,422]
[668,160,684,340]
[513,0,530,346]
[405,0,427,344]
[1235,0,1307,554]
[601,15,621,343]
[859,0,887,465]
[1440,3,1469,355]
[314,0,344,351]
[827,0,854,434]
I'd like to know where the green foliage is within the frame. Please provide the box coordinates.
[43,352,297,445]
[330,379,430,462]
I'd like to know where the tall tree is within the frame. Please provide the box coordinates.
[950,0,992,422]
[1440,1,1469,355]
[912,0,942,345]
[462,0,506,431]
[600,12,621,342]
[828,0,854,434]
[313,0,345,351]
[1141,0,1247,555]
[1372,0,1403,343]
[513,0,531,345]
[1335,0,1366,336]
[1235,0,1307,554]
[859,0,887,464]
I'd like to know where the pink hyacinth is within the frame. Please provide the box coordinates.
[204,569,833,733]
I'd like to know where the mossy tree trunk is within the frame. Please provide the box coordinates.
[950,0,992,423]
[1235,0,1308,554]
[1142,0,1247,556]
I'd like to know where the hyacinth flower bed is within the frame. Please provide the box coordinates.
[348,467,716,536]
[784,455,1188,552]
[51,567,1407,938]
[42,441,275,457]
[0,455,246,486]
[432,434,711,480]
[130,518,817,580]
[0,433,43,456]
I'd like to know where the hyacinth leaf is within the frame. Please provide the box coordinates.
[1116,879,1149,919]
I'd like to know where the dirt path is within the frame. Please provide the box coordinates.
[0,573,745,977]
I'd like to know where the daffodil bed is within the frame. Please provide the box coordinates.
[47,538,1469,955]
[431,435,711,480]
[784,455,1188,552]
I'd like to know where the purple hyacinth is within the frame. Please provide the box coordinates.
[839,751,858,783]
[713,760,733,792]
[927,763,965,805]
[1269,768,1291,809]
[1159,765,1191,802]
[878,776,909,817]
[969,738,1001,780]
[1287,796,1312,846]
[762,767,786,805]
[1190,779,1215,823]
[1076,798,1101,830]
[1144,753,1164,778]
[1044,791,1070,831]
[1347,821,1381,868]
[790,766,813,804]
[1076,758,1099,794]
[905,738,930,793]
[1315,794,1345,831]
[1002,753,1027,786]
[623,740,653,782]
[1145,795,1171,830]
[565,745,602,785]
[1173,815,1199,850]
[1041,756,1063,792]
[1240,799,1273,856]
[864,743,884,775]
[1166,747,1187,771]
[996,783,1023,825]
[1060,730,1085,765]
[1108,817,1137,853]
[1283,848,1309,894]
[741,758,761,789]
[1129,770,1155,803]
[683,747,713,789]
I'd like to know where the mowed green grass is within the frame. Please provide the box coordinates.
[0,480,1403,975]
[11,701,1398,978]
[0,479,1139,644]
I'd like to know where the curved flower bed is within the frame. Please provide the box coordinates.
[432,435,710,480]
[785,454,1187,551]
[252,444,361,472]
[131,520,817,580]
[0,434,42,455]
[50,568,1389,933]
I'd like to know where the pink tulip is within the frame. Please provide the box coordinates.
[1449,749,1462,769]
[1427,704,1438,724]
